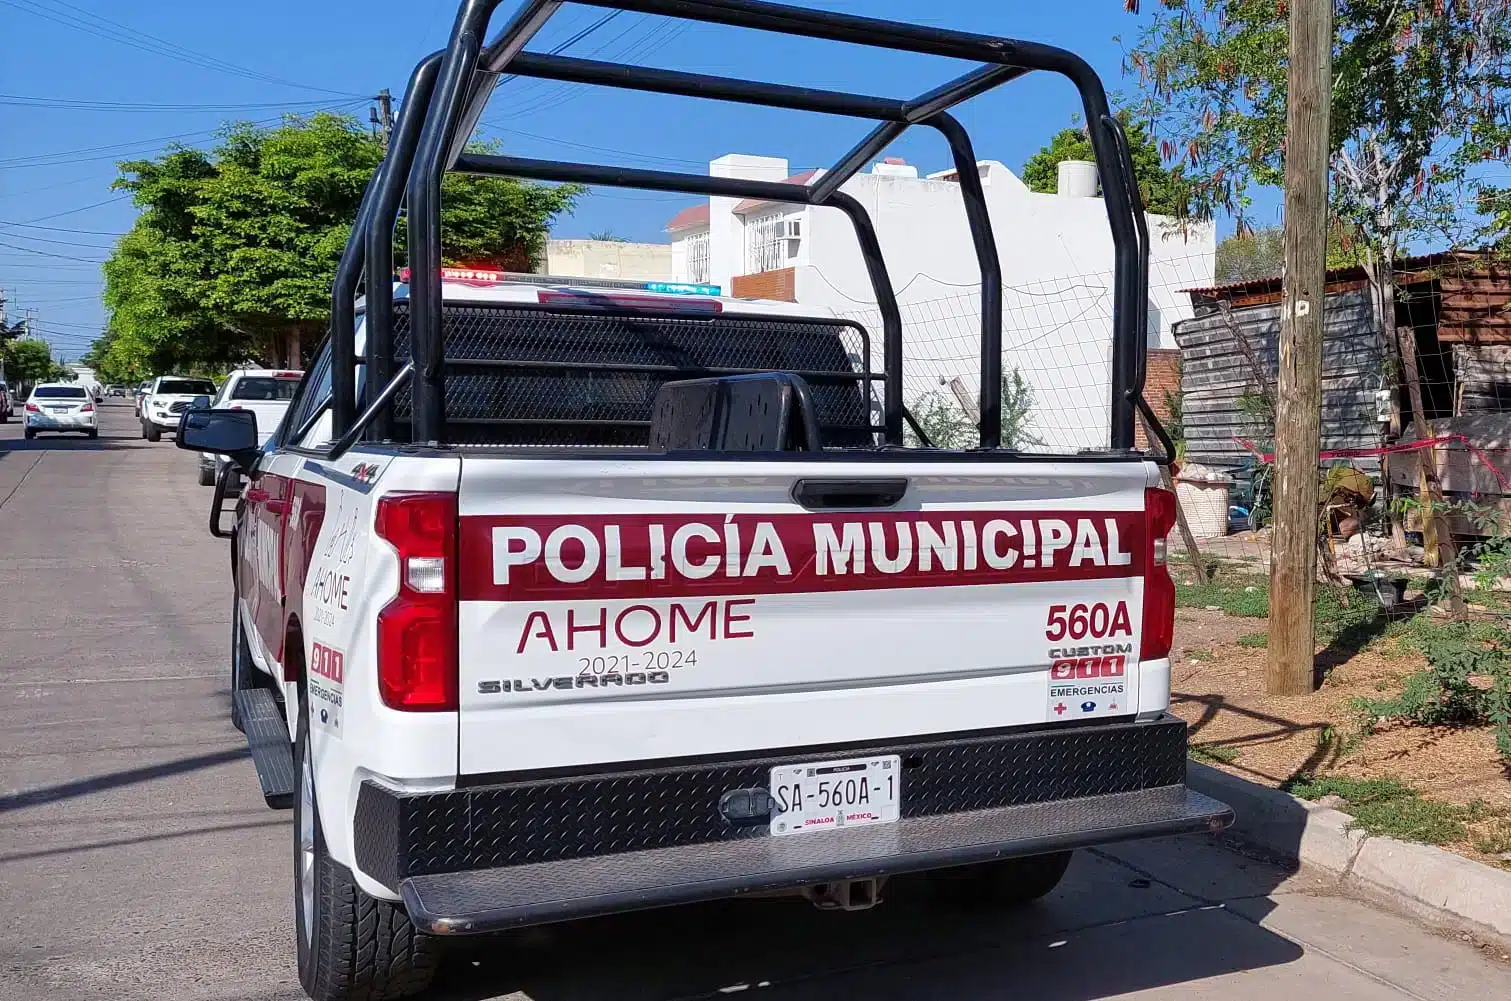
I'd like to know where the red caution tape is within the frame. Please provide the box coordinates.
[1232,434,1511,492]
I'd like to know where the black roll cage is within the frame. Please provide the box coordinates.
[327,0,1168,458]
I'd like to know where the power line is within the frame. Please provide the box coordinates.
[0,172,121,199]
[483,124,705,167]
[0,93,359,113]
[15,197,129,224]
[0,106,363,169]
[0,231,115,251]
[1,0,363,97]
[0,240,107,263]
[0,221,126,236]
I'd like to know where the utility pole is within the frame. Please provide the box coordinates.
[1268,0,1333,696]
[371,89,394,149]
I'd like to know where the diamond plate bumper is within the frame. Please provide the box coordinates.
[352,715,1229,932]
[400,784,1232,934]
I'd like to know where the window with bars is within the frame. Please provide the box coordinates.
[685,231,710,284]
[745,212,796,274]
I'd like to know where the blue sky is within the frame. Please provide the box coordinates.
[0,0,1244,362]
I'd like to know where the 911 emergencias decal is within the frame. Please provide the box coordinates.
[1044,601,1136,720]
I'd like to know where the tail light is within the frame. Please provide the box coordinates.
[81,402,94,413]
[375,492,458,711]
[1141,486,1178,661]
[24,403,39,413]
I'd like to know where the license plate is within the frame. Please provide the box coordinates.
[769,755,900,837]
[48,407,68,413]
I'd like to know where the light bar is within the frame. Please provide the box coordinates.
[393,270,725,297]
[643,281,722,296]
[397,266,509,285]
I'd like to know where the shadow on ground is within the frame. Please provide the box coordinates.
[420,828,1307,1001]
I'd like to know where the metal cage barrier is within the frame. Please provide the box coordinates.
[327,0,1157,455]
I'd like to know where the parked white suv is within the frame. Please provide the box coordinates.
[197,368,302,485]
[140,375,217,442]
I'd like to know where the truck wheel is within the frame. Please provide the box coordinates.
[144,423,161,443]
[928,851,1074,907]
[200,463,217,486]
[294,703,437,1001]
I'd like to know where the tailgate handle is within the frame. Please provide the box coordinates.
[791,478,908,510]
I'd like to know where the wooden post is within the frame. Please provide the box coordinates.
[1268,0,1332,696]
[1396,324,1466,615]
[1164,463,1211,586]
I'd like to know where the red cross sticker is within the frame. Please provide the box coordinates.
[1053,703,1067,715]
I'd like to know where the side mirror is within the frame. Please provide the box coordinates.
[190,394,212,410]
[178,408,258,466]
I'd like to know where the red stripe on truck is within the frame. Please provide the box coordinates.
[458,510,1146,602]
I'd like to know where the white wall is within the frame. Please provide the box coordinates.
[790,167,1213,451]
[708,154,789,295]
[666,155,1215,451]
[542,240,671,281]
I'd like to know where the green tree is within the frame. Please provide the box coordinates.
[1215,222,1372,283]
[105,113,582,376]
[1020,114,1189,216]
[905,369,1042,449]
[1125,1,1511,334]
[4,338,62,386]
[1215,226,1286,283]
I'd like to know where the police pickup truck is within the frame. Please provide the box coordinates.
[180,3,1230,999]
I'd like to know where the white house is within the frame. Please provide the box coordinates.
[665,153,1214,450]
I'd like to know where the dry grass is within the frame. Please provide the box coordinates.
[1171,606,1511,865]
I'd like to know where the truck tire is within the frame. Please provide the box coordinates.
[928,850,1074,907]
[294,702,437,1001]
[144,422,161,443]
[200,463,217,487]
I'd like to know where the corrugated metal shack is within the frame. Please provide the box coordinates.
[1174,251,1511,472]
[1175,286,1384,470]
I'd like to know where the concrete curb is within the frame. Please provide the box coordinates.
[1186,761,1511,940]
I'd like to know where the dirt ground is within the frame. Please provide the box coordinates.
[1169,604,1511,862]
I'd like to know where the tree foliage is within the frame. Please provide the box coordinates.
[1215,222,1372,282]
[4,339,64,386]
[906,369,1042,449]
[98,113,582,378]
[1215,226,1286,283]
[1124,1,1511,256]
[1020,114,1190,216]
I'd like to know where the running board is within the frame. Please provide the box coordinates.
[399,785,1233,935]
[233,689,296,809]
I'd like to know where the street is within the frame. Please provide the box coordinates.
[1,400,1508,1001]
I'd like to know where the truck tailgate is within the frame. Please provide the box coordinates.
[455,458,1157,776]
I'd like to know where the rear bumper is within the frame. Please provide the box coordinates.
[352,714,1232,934]
[25,416,94,430]
[401,784,1230,934]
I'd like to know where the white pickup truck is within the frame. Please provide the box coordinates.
[180,4,1230,999]
[196,367,303,485]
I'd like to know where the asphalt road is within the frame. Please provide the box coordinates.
[2,400,1509,1001]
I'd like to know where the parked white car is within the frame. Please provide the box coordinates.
[140,375,217,442]
[23,383,97,439]
[197,368,303,485]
